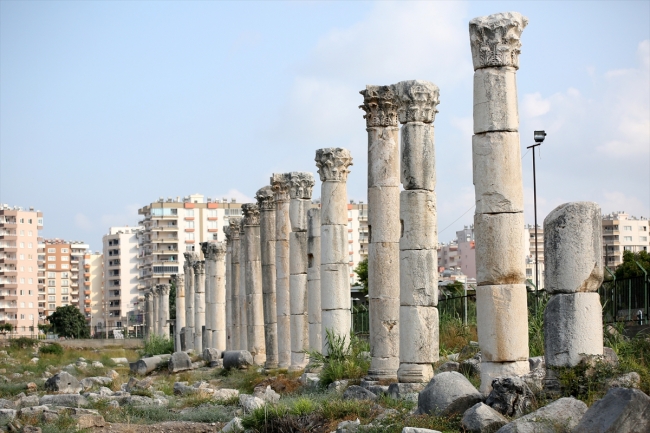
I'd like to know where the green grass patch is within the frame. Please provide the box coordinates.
[39,343,64,356]
[306,330,370,387]
[140,335,174,356]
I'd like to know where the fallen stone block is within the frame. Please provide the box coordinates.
[436,361,460,373]
[213,388,239,401]
[73,414,105,429]
[496,397,587,433]
[401,428,442,433]
[572,387,650,433]
[203,348,223,366]
[168,352,192,373]
[387,383,425,401]
[130,356,167,375]
[605,372,640,390]
[0,409,16,424]
[343,385,377,401]
[485,377,534,417]
[253,385,280,404]
[328,380,349,392]
[222,350,254,370]
[239,394,265,411]
[418,371,483,416]
[461,402,508,433]
[39,394,88,408]
[44,372,82,394]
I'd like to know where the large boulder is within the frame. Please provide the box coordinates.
[239,394,265,412]
[495,397,586,433]
[418,372,483,416]
[222,351,253,370]
[0,409,16,424]
[39,394,89,408]
[44,372,82,394]
[253,385,280,404]
[343,385,377,401]
[168,352,192,373]
[572,387,650,433]
[461,402,508,433]
[485,377,534,417]
[203,348,223,367]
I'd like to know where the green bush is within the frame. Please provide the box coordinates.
[39,343,64,355]
[9,337,38,349]
[306,329,370,387]
[140,335,174,356]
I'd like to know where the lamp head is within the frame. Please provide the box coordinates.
[534,130,547,143]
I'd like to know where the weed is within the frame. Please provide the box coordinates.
[140,335,174,357]
[306,329,370,387]
[39,343,64,356]
[9,337,38,349]
[528,295,547,357]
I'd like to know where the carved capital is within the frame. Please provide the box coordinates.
[270,173,291,203]
[160,284,170,296]
[172,273,184,287]
[214,242,226,260]
[359,85,399,128]
[315,148,353,182]
[228,217,242,239]
[144,290,152,300]
[242,203,260,226]
[469,12,528,70]
[392,80,440,124]
[255,186,275,211]
[289,172,315,199]
[223,225,232,242]
[193,260,205,274]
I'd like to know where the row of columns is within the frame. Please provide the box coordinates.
[143,284,170,339]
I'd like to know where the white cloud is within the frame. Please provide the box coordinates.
[74,213,93,231]
[600,191,649,218]
[522,92,551,118]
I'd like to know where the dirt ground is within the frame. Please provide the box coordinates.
[93,421,225,433]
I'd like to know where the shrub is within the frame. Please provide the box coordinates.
[9,337,38,349]
[39,343,64,355]
[306,329,370,387]
[140,334,174,356]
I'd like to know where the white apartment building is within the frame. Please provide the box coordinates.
[41,239,89,318]
[602,211,649,269]
[80,252,103,330]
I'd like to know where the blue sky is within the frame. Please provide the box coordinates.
[1,1,648,251]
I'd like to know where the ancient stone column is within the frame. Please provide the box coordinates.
[183,252,196,351]
[289,172,315,371]
[144,290,153,338]
[256,186,279,369]
[193,260,206,352]
[544,202,604,367]
[152,286,160,336]
[224,225,233,350]
[172,274,186,351]
[242,203,266,365]
[393,80,440,383]
[271,173,292,368]
[360,85,401,381]
[228,218,242,350]
[202,242,217,348]
[213,241,228,351]
[239,218,248,350]
[469,12,530,393]
[315,148,353,356]
[160,284,170,339]
[307,208,322,352]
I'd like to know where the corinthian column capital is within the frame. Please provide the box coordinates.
[469,12,528,70]
[359,85,399,128]
[271,173,291,203]
[242,203,261,226]
[144,290,152,300]
[289,172,315,200]
[256,186,275,211]
[160,284,170,296]
[228,217,242,239]
[213,242,227,260]
[315,148,353,182]
[223,225,232,242]
[193,260,205,275]
[202,242,221,261]
[393,80,440,124]
[172,273,184,287]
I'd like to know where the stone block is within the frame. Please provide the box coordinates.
[289,199,310,232]
[573,387,650,433]
[400,250,438,306]
[476,284,529,362]
[400,190,437,250]
[320,181,348,226]
[367,126,400,188]
[400,305,439,364]
[290,314,308,355]
[307,208,321,236]
[485,377,534,417]
[472,132,523,214]
[401,122,436,191]
[544,201,603,294]
[479,361,528,394]
[222,350,254,370]
[473,67,519,134]
[401,429,441,433]
[474,212,526,286]
[387,382,426,399]
[498,397,587,433]
[290,274,308,312]
[417,371,484,416]
[369,297,400,359]
[320,224,348,264]
[321,309,351,354]
[544,292,603,367]
[289,232,308,274]
[368,186,401,243]
[368,242,400,299]
[320,264,350,310]
[343,385,378,401]
[44,372,82,394]
[397,363,434,384]
[39,394,89,408]
[461,402,508,433]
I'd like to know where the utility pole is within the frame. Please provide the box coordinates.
[528,131,546,315]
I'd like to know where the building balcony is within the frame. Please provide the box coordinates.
[0,258,17,264]
[84,281,90,286]
[0,248,17,253]
[0,283,18,289]
[0,234,17,241]
[71,274,78,280]
[84,299,91,305]
[0,307,18,312]
[84,290,90,296]
[84,307,91,313]
[71,283,78,288]
[0,295,18,301]
[152,238,178,243]
[0,223,17,229]
[0,269,17,276]
[71,267,79,272]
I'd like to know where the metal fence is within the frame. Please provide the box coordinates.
[599,275,649,324]
[351,304,369,336]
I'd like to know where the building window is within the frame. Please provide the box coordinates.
[28,231,32,236]
[28,278,32,284]
[62,296,68,302]
[29,314,33,320]
[20,314,24,319]
[19,290,24,295]
[624,236,633,242]
[187,221,195,229]
[207,221,217,229]
[28,243,32,248]
[47,256,55,261]
[47,272,55,278]
[624,226,632,231]
[20,302,25,308]
[48,288,55,294]
[28,302,33,308]
[61,256,69,261]
[20,278,25,284]
[186,209,195,217]
[20,242,24,248]
[48,248,55,253]
[61,288,68,294]
[61,264,69,269]
[61,248,68,253]
[61,280,69,287]
[48,303,55,309]
[20,254,24,260]
[62,272,69,278]
[186,232,194,240]
[48,296,55,302]
[48,280,56,286]
[19,219,24,223]
[38,219,43,225]
[208,210,217,218]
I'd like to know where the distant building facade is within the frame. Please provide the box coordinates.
[42,239,89,318]
[602,211,649,269]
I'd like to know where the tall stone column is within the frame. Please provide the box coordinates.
[239,218,248,350]
[229,218,242,350]
[271,173,292,368]
[307,208,322,352]
[393,80,440,383]
[202,242,217,348]
[172,274,186,350]
[152,286,160,336]
[193,260,206,352]
[469,12,530,393]
[183,253,196,351]
[160,284,170,339]
[256,186,279,369]
[315,148,353,356]
[242,203,266,364]
[544,202,604,367]
[360,85,401,381]
[144,290,153,338]
[212,241,228,351]
[224,225,233,350]
[289,172,315,371]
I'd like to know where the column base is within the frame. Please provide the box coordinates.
[479,360,529,394]
[397,363,434,383]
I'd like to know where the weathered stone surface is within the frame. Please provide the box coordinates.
[321,310,351,351]
[418,372,484,416]
[130,356,166,376]
[168,351,192,373]
[0,408,16,423]
[320,225,348,265]
[39,394,88,408]
[606,372,641,390]
[437,361,460,373]
[202,348,223,367]
[368,296,400,369]
[528,356,544,371]
[73,414,105,429]
[544,293,603,367]
[400,123,436,192]
[479,361,528,394]
[221,416,243,433]
[124,376,153,393]
[253,385,280,404]
[367,126,400,188]
[476,285,528,362]
[222,350,254,370]
[80,376,112,391]
[343,385,378,401]
[388,382,426,400]
[239,394,265,411]
[573,387,650,433]
[544,201,603,294]
[400,190,437,250]
[44,372,82,394]
[485,377,533,417]
[398,362,435,385]
[213,388,239,401]
[496,397,587,433]
[320,263,350,310]
[461,402,508,433]
[473,69,519,134]
[469,12,528,71]
[401,429,441,433]
[399,250,438,306]
[472,132,523,213]
[474,213,526,286]
[367,186,401,243]
[399,306,439,364]
[319,181,349,227]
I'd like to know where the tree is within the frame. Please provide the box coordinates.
[47,305,90,338]
[0,323,12,335]
[353,258,368,294]
[614,250,650,279]
[169,282,176,321]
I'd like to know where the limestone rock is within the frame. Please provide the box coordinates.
[91,361,103,368]
[223,350,254,369]
[417,372,484,416]
[253,385,280,404]
[336,418,360,433]
[605,372,641,389]
[18,405,48,417]
[202,348,222,367]
[105,369,119,380]
[39,394,88,408]
[328,380,349,392]
[528,356,544,371]
[239,394,265,411]
[469,12,528,71]
[168,351,192,373]
[44,372,82,394]
[495,397,587,433]
[111,357,128,364]
[485,377,533,417]
[0,409,16,424]
[603,347,618,366]
[388,383,425,400]
[461,402,508,433]
[221,416,243,433]
[0,399,13,409]
[343,385,377,401]
[436,361,460,373]
[73,414,105,429]
[213,388,239,401]
[125,377,153,393]
[474,212,526,286]
[473,70,519,135]
[573,387,650,433]
[479,361,529,394]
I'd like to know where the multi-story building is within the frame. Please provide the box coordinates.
[102,227,141,331]
[80,252,102,330]
[347,201,367,286]
[42,239,89,318]
[0,205,43,335]
[602,211,649,269]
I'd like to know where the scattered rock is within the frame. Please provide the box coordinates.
[336,418,360,433]
[401,428,442,433]
[485,377,534,417]
[105,369,119,380]
[23,426,41,433]
[44,371,82,394]
[436,361,460,373]
[39,394,89,408]
[602,347,618,366]
[80,376,112,391]
[299,372,320,389]
[387,383,425,401]
[125,376,154,392]
[418,372,484,416]
[121,395,156,406]
[25,382,37,393]
[169,351,193,373]
[573,387,650,433]
[222,350,254,370]
[221,416,243,433]
[213,388,239,401]
[18,406,48,417]
[605,372,641,389]
[496,397,587,433]
[461,402,508,433]
[328,380,349,392]
[91,361,104,368]
[239,394,265,411]
[368,385,389,396]
[528,356,545,371]
[76,361,88,369]
[0,409,16,424]
[0,399,13,409]
[16,394,39,409]
[253,385,280,404]
[111,357,129,364]
[203,348,223,366]
[343,385,377,401]
[30,357,39,364]
[73,413,105,429]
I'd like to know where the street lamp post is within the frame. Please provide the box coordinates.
[527,130,546,316]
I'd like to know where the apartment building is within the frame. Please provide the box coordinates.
[0,205,43,335]
[80,252,102,329]
[347,201,367,285]
[42,239,89,318]
[602,211,649,269]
